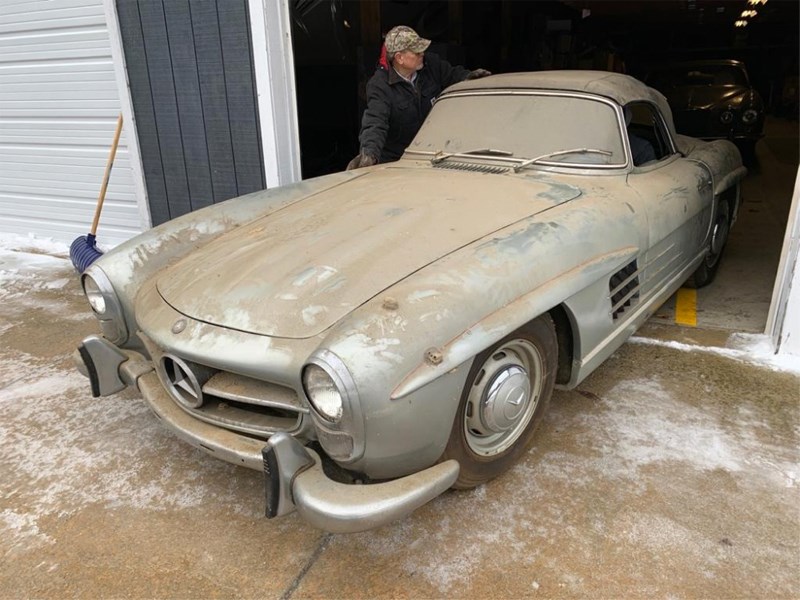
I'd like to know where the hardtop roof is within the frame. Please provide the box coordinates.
[446,70,665,107]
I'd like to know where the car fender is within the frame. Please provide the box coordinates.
[677,135,746,196]
[388,245,638,401]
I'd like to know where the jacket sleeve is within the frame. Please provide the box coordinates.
[427,53,471,90]
[359,75,391,160]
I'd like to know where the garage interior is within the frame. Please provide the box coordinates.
[291,0,799,335]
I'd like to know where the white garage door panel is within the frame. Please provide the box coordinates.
[0,33,111,50]
[0,0,141,247]
[0,160,135,186]
[0,150,132,170]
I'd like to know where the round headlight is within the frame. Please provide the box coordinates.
[720,111,734,124]
[83,276,107,315]
[742,109,759,124]
[302,364,343,422]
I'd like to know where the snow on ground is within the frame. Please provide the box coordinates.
[0,234,72,302]
[0,232,70,257]
[631,333,800,375]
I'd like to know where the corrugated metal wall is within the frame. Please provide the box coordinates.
[0,0,141,247]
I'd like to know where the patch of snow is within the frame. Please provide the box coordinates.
[630,334,800,375]
[0,233,69,257]
[596,378,744,473]
[0,509,54,552]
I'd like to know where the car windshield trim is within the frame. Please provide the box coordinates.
[513,148,613,172]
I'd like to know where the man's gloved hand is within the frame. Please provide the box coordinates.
[346,152,378,171]
[465,68,492,80]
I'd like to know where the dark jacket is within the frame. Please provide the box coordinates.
[359,52,470,163]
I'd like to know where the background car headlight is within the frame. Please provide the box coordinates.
[83,275,107,315]
[302,364,343,422]
[720,111,734,124]
[742,109,759,124]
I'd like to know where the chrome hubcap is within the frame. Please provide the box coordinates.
[465,339,543,456]
[481,365,530,432]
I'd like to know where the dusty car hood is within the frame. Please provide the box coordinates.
[665,86,746,110]
[156,167,579,338]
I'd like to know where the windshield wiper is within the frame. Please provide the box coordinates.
[513,148,612,172]
[431,148,514,165]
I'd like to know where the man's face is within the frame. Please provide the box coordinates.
[397,50,425,72]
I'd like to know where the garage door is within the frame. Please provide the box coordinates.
[0,0,141,247]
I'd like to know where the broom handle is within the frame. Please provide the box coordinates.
[90,113,124,236]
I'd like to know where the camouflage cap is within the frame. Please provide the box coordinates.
[384,25,431,55]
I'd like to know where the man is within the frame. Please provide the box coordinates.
[347,25,491,170]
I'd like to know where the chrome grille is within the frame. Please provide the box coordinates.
[158,354,306,439]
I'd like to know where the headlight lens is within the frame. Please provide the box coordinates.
[81,266,128,345]
[720,111,734,124]
[302,364,343,422]
[83,276,107,315]
[742,109,759,124]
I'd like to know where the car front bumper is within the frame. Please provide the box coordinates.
[74,334,459,533]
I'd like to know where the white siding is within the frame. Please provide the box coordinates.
[0,0,141,247]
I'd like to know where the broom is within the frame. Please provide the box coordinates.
[70,113,124,273]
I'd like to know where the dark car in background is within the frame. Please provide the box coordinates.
[647,60,765,156]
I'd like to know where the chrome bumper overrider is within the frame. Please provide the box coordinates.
[75,334,460,532]
[264,433,459,533]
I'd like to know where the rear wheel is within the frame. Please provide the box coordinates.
[441,315,557,489]
[686,197,731,289]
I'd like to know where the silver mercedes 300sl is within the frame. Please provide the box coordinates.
[75,71,746,532]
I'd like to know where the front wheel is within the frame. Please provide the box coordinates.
[441,315,557,489]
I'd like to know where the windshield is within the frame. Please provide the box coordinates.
[406,93,626,168]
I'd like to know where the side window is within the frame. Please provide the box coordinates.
[623,102,674,166]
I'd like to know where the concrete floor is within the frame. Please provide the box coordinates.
[1,119,798,598]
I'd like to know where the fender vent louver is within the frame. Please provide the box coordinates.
[432,161,509,174]
[610,260,641,320]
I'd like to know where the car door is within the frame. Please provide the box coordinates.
[623,102,713,296]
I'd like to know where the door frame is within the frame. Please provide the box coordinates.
[103,0,302,232]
